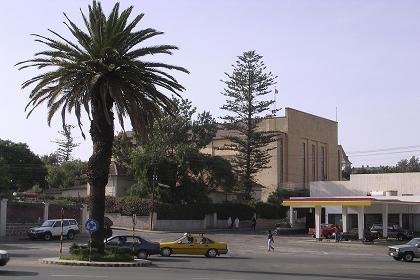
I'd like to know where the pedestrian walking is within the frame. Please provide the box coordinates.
[234,217,240,229]
[227,216,232,229]
[334,226,340,243]
[251,216,257,230]
[267,230,274,251]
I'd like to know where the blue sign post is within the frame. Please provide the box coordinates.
[85,219,99,262]
[85,219,99,233]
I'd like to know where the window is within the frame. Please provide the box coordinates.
[338,150,341,179]
[279,139,283,184]
[301,143,306,185]
[69,220,77,225]
[312,144,316,181]
[320,146,326,180]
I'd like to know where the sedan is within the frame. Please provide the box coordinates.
[105,235,160,259]
[340,228,375,242]
[0,250,9,266]
[160,233,228,258]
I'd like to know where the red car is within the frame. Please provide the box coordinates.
[308,224,342,238]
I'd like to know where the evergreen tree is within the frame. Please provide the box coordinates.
[53,125,80,162]
[220,51,278,199]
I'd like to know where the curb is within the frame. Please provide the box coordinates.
[39,257,152,267]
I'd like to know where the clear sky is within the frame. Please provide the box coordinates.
[1,0,420,167]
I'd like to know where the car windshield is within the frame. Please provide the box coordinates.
[406,239,420,246]
[40,221,55,227]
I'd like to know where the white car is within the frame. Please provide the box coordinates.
[0,250,9,266]
[28,219,80,241]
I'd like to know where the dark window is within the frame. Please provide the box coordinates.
[320,146,326,180]
[302,143,306,185]
[279,139,283,184]
[312,144,316,181]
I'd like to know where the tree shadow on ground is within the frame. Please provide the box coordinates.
[0,270,38,277]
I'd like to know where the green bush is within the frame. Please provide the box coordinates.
[67,243,133,262]
[156,203,212,220]
[253,201,288,219]
[212,203,255,220]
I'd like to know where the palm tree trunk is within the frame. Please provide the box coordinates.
[87,91,114,253]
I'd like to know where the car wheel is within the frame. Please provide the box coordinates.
[393,256,402,261]
[137,250,148,260]
[67,230,75,240]
[161,248,172,257]
[44,232,52,241]
[206,249,218,258]
[403,252,414,262]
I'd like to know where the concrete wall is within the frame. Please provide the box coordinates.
[311,173,420,197]
[61,185,87,198]
[7,223,38,236]
[155,220,205,231]
[105,213,151,230]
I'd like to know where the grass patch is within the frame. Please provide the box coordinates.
[61,243,134,262]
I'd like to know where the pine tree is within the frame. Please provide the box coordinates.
[220,51,278,199]
[54,125,80,162]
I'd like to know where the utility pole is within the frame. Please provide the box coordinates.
[150,159,158,231]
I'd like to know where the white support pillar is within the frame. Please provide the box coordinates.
[325,210,329,224]
[382,204,388,238]
[342,206,348,233]
[0,199,8,237]
[399,213,403,228]
[357,206,365,240]
[315,206,322,240]
[289,206,294,228]
[81,204,89,233]
[43,202,49,222]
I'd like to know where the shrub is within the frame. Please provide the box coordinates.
[212,203,254,220]
[67,243,133,262]
[156,203,212,220]
[253,201,288,219]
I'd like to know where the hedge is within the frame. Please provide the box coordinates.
[51,196,287,220]
[156,203,210,220]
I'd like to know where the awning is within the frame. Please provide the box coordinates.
[282,197,373,207]
[282,196,420,207]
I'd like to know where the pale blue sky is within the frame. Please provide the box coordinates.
[1,0,420,167]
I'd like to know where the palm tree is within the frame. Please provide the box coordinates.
[17,1,188,252]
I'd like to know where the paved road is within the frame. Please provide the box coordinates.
[1,230,420,280]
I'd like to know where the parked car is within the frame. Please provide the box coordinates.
[0,250,9,266]
[27,219,80,241]
[308,224,342,238]
[105,235,160,260]
[160,233,228,258]
[370,224,413,240]
[340,228,375,242]
[388,238,420,262]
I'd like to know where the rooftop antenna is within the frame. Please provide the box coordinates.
[272,86,278,116]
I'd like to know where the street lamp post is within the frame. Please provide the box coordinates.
[150,160,158,230]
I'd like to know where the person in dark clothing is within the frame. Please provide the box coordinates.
[251,216,257,230]
[267,230,274,251]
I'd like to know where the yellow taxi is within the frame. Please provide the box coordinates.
[160,233,228,258]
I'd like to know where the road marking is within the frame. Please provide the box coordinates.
[50,275,108,278]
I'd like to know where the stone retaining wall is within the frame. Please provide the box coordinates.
[6,223,38,236]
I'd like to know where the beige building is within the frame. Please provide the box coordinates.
[202,108,347,201]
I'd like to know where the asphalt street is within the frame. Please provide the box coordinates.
[1,230,420,280]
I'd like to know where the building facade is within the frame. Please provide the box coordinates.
[202,108,347,201]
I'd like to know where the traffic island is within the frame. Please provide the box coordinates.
[39,257,151,267]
